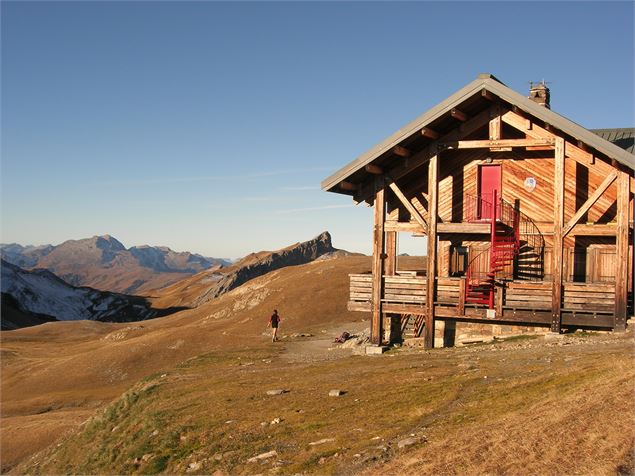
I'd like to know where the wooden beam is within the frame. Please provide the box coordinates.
[421,128,440,140]
[443,138,555,150]
[450,108,468,122]
[365,164,384,175]
[340,181,359,191]
[503,109,612,172]
[563,171,617,236]
[551,137,565,333]
[393,145,411,158]
[437,222,490,234]
[386,178,428,233]
[501,110,539,136]
[384,221,424,233]
[355,107,495,203]
[481,89,495,101]
[614,171,630,331]
[425,154,439,348]
[371,178,386,345]
[568,224,617,236]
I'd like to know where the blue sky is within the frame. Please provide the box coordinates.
[2,1,633,258]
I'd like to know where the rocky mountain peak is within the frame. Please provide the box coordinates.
[94,235,126,252]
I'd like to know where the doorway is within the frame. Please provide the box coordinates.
[478,164,501,219]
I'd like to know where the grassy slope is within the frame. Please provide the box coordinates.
[12,334,635,476]
[2,256,634,475]
[0,256,371,470]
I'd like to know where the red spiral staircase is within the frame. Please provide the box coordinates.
[464,191,520,308]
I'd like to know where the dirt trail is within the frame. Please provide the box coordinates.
[279,320,369,363]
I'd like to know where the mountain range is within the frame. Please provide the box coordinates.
[1,231,350,330]
[0,235,230,294]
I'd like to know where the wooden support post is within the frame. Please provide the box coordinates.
[551,137,565,333]
[489,106,502,141]
[614,171,630,331]
[371,178,386,345]
[496,284,504,316]
[458,278,466,316]
[385,231,397,277]
[425,154,439,348]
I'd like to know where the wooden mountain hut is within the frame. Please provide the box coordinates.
[322,74,634,348]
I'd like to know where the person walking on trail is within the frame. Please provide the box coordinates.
[268,309,281,342]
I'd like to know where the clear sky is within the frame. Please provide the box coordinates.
[2,1,633,258]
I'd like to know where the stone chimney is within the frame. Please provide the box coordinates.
[528,80,550,109]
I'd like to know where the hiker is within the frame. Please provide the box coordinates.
[268,309,281,342]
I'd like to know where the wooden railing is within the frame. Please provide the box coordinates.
[350,274,616,315]
[349,273,426,305]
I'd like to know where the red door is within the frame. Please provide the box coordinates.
[478,164,501,219]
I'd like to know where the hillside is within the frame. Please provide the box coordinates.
[0,260,181,330]
[0,236,229,294]
[148,231,346,308]
[2,255,633,475]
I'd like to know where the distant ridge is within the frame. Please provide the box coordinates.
[152,231,357,308]
[0,236,230,294]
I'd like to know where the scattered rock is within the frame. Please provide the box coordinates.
[270,417,282,425]
[187,461,202,472]
[247,450,278,463]
[150,429,159,437]
[329,389,346,397]
[309,438,335,446]
[398,437,419,449]
[266,389,287,396]
[141,454,153,462]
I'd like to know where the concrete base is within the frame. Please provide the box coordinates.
[365,345,389,355]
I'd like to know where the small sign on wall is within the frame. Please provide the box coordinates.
[524,177,537,192]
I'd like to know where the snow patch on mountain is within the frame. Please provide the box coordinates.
[1,260,156,322]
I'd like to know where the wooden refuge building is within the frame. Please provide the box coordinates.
[322,74,634,347]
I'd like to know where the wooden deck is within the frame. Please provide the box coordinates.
[349,273,617,329]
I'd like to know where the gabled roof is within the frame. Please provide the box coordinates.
[591,128,634,154]
[322,74,634,194]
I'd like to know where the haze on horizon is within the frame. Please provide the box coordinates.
[2,1,633,258]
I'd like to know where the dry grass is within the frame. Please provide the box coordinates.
[9,333,635,475]
[2,256,634,475]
